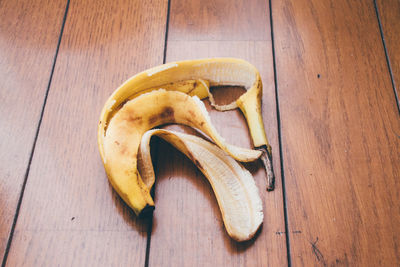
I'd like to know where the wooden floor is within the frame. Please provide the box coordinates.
[1,0,399,266]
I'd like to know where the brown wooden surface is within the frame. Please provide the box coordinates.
[148,0,288,266]
[272,0,400,265]
[376,0,400,108]
[0,0,67,260]
[2,0,400,266]
[4,0,168,266]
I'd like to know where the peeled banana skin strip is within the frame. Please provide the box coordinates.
[101,90,261,216]
[98,58,275,190]
[138,129,263,242]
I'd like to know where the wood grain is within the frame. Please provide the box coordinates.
[272,0,400,265]
[4,0,168,266]
[376,0,400,108]
[168,0,270,41]
[148,0,288,266]
[0,0,67,260]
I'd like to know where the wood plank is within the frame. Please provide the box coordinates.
[148,0,288,266]
[376,0,400,108]
[0,0,67,260]
[168,0,270,41]
[272,0,400,265]
[4,0,168,266]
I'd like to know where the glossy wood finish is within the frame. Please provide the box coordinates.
[3,0,400,265]
[169,0,270,41]
[148,0,288,266]
[4,0,168,266]
[376,0,400,108]
[0,0,67,259]
[272,0,400,265]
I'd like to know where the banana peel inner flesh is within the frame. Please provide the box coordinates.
[99,58,267,147]
[98,58,274,241]
[139,129,263,242]
[102,89,261,215]
[98,58,275,190]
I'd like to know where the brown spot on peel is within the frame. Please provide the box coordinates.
[188,110,196,118]
[149,107,175,124]
[160,107,174,119]
[148,114,158,124]
[118,99,129,110]
[127,115,143,124]
[120,146,129,155]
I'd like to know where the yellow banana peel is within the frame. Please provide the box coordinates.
[97,58,275,241]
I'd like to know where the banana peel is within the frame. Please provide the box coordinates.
[98,58,275,190]
[101,89,261,216]
[139,129,263,241]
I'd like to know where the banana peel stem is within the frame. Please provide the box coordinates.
[257,145,275,191]
[199,76,275,189]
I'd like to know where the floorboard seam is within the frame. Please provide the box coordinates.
[144,0,171,267]
[268,0,292,266]
[1,1,71,266]
[373,0,400,114]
